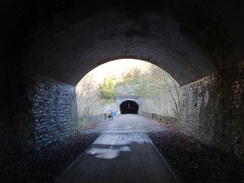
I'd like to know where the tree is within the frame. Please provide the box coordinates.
[137,64,180,118]
[100,76,115,100]
[151,66,180,117]
[162,73,180,117]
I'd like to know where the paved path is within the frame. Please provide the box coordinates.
[82,114,164,133]
[56,114,181,183]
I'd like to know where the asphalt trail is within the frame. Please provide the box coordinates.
[56,114,181,183]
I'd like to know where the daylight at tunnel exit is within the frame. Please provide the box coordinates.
[0,0,244,183]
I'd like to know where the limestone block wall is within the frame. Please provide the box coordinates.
[78,113,106,127]
[152,114,178,127]
[141,112,178,127]
[141,111,154,119]
[180,62,244,161]
[27,73,78,150]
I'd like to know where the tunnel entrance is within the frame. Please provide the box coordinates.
[120,100,139,114]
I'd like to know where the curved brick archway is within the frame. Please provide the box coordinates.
[1,0,242,87]
[22,8,215,86]
[0,0,243,161]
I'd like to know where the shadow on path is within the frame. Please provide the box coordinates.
[56,115,181,183]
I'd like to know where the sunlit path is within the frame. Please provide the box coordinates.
[82,114,164,133]
[56,115,180,183]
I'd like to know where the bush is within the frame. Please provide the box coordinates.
[100,76,115,100]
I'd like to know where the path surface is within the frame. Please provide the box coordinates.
[56,114,180,183]
[82,114,164,133]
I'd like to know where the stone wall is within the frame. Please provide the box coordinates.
[180,62,244,161]
[141,112,154,119]
[78,113,106,127]
[141,112,178,126]
[26,73,78,150]
[0,67,81,156]
[152,114,178,127]
[0,61,34,156]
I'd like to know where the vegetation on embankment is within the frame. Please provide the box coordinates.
[76,59,180,117]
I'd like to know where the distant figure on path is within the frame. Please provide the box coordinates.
[107,111,111,120]
[110,110,115,120]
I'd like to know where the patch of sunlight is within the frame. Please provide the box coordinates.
[87,146,131,159]
[93,132,151,145]
[86,133,150,159]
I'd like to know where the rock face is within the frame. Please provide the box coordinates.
[180,62,244,161]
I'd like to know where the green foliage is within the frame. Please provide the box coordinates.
[132,76,161,97]
[100,76,115,100]
[189,137,202,149]
[78,122,86,130]
[124,68,142,79]
[168,116,178,119]
[127,78,140,85]
[103,97,115,104]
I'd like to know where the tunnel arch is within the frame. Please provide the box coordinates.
[21,6,217,87]
[75,59,179,117]
[1,0,244,162]
[0,0,242,88]
[120,100,139,114]
[16,0,242,87]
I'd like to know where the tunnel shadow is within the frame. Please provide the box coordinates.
[120,100,139,114]
[57,132,179,183]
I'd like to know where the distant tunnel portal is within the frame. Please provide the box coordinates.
[120,100,139,114]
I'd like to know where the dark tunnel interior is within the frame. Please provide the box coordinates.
[120,100,139,114]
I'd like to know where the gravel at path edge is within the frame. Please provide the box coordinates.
[0,133,100,183]
[148,123,244,183]
[1,121,243,183]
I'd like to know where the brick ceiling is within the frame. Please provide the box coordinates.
[1,0,243,86]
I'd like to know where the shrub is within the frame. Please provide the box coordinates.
[99,76,115,100]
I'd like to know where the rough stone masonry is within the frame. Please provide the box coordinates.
[180,62,244,161]
[27,73,78,150]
